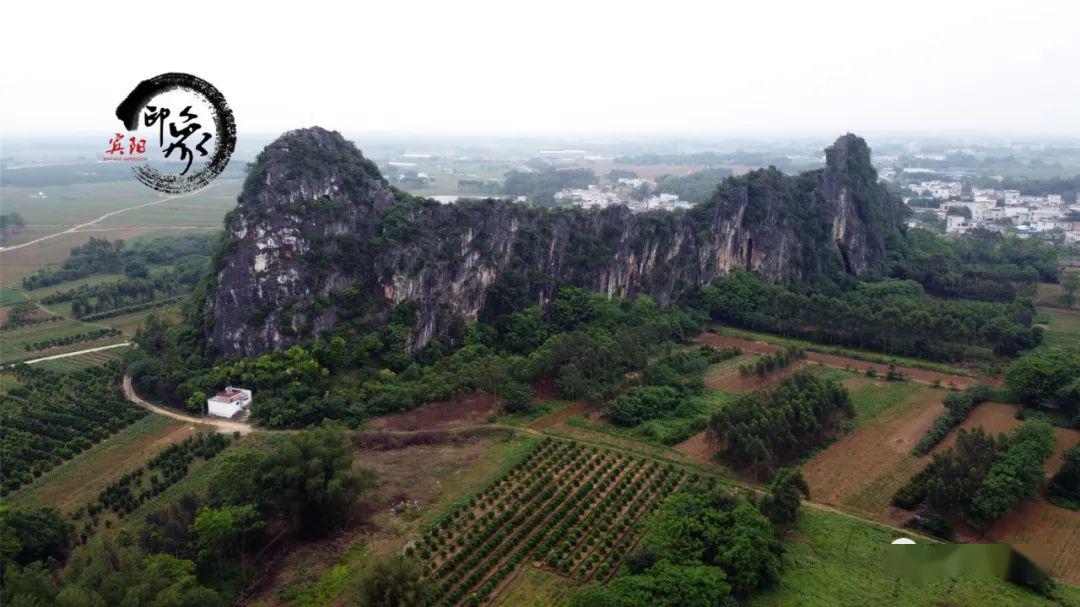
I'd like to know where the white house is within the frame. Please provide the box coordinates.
[207,386,253,418]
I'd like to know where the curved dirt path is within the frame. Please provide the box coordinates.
[122,375,254,435]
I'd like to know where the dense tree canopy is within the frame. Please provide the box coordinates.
[894,422,1056,531]
[708,371,853,478]
[1004,347,1080,426]
[695,270,1041,361]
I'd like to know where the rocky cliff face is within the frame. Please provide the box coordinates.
[204,127,907,357]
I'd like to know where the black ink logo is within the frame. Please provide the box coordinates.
[110,73,236,194]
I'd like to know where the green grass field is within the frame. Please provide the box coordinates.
[0,286,28,306]
[1039,307,1080,349]
[32,347,128,372]
[0,318,127,364]
[748,509,1080,607]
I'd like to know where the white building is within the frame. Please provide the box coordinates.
[207,387,253,418]
[946,214,972,234]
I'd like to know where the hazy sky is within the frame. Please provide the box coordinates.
[3,0,1079,137]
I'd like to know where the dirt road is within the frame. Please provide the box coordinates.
[122,375,254,435]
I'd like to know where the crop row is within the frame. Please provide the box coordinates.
[70,432,233,545]
[1,364,145,494]
[409,438,694,607]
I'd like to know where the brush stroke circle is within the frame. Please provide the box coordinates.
[115,73,236,194]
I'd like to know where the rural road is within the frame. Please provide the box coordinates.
[21,341,132,365]
[122,375,254,435]
[0,185,215,253]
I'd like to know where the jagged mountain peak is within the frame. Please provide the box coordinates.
[238,126,388,211]
[203,130,907,358]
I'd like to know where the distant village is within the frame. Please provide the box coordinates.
[895,177,1080,244]
[553,177,694,213]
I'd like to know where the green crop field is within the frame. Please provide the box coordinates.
[32,347,128,372]
[0,286,28,306]
[0,318,126,364]
[748,509,1080,607]
[4,413,190,511]
[1039,307,1080,349]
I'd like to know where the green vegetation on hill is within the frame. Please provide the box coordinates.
[128,288,706,428]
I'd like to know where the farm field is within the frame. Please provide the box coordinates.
[414,438,690,606]
[0,180,238,286]
[31,346,129,372]
[694,331,994,388]
[249,434,541,606]
[935,402,1080,475]
[0,179,241,228]
[0,318,127,364]
[99,304,181,335]
[20,272,126,299]
[748,508,1080,607]
[1039,306,1080,349]
[793,376,945,519]
[0,286,28,306]
[4,413,199,512]
[0,365,147,494]
[1036,277,1078,310]
[491,567,578,607]
[802,390,1080,583]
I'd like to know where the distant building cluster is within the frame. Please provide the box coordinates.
[554,178,693,213]
[902,180,1080,243]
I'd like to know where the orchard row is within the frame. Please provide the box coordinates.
[407,438,693,607]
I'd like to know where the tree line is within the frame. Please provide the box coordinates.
[695,269,1041,361]
[22,233,215,291]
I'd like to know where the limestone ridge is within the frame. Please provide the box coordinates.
[204,127,908,357]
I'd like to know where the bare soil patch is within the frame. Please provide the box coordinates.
[707,360,807,393]
[367,393,499,432]
[800,387,945,518]
[984,500,1080,585]
[673,431,717,465]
